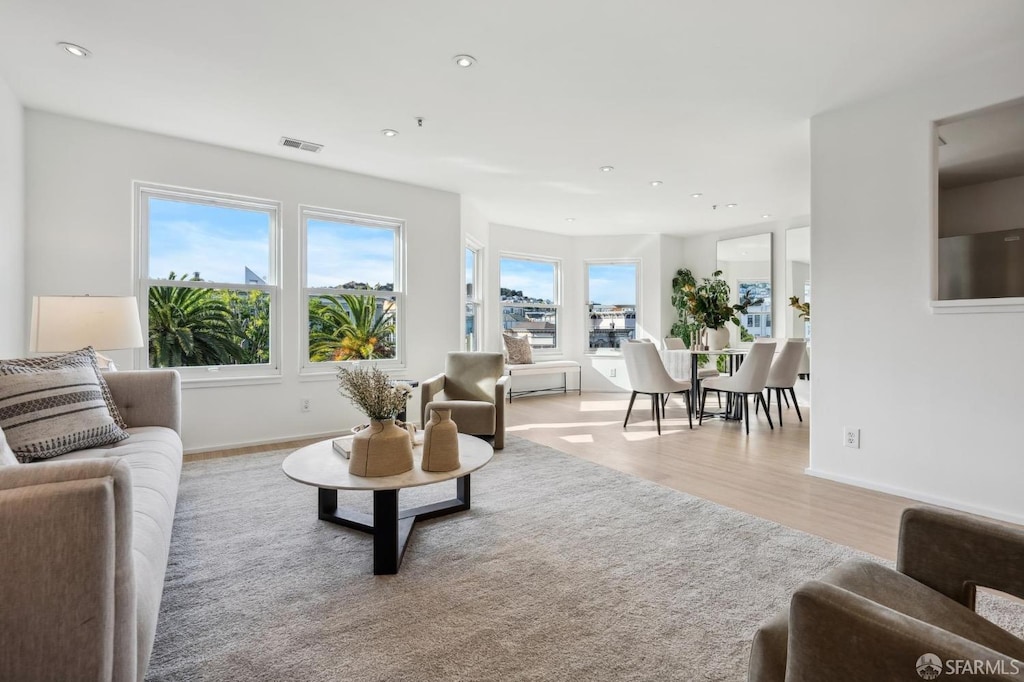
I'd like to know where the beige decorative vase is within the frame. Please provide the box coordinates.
[706,326,730,351]
[348,418,414,477]
[421,409,460,472]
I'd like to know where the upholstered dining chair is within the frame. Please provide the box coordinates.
[699,341,776,434]
[663,336,722,404]
[622,341,692,435]
[749,506,1024,681]
[421,352,509,449]
[757,339,806,427]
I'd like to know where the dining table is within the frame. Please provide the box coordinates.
[659,347,750,419]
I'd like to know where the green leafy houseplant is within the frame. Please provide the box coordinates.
[789,296,810,322]
[675,269,763,332]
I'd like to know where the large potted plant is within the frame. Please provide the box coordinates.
[676,269,762,350]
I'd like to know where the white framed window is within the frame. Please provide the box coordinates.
[135,183,281,379]
[465,238,483,351]
[585,260,639,352]
[500,254,561,351]
[301,206,404,371]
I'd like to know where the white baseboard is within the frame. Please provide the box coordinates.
[805,467,1024,527]
[184,429,345,456]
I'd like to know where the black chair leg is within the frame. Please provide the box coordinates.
[743,394,750,434]
[776,388,784,428]
[623,391,637,428]
[790,388,803,422]
[717,391,722,408]
[782,389,790,408]
[684,391,693,429]
[654,394,662,435]
[758,393,774,429]
[699,388,708,425]
[755,392,760,414]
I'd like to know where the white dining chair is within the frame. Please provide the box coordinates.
[699,341,776,434]
[662,337,722,401]
[758,339,806,427]
[622,341,692,435]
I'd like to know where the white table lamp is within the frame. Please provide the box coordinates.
[30,295,144,370]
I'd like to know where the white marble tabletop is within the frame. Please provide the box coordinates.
[282,433,493,492]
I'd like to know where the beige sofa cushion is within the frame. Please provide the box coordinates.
[0,362,129,462]
[52,426,183,679]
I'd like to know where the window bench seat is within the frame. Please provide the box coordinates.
[504,360,582,402]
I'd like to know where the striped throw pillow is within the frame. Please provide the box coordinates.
[0,350,130,462]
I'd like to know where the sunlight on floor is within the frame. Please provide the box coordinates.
[507,420,620,432]
[560,434,594,444]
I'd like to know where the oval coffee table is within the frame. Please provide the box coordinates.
[282,433,493,575]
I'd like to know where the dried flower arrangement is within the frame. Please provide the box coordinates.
[336,364,412,421]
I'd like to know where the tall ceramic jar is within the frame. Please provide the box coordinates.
[349,418,414,477]
[421,409,460,472]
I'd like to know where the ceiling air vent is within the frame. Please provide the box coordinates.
[279,136,323,153]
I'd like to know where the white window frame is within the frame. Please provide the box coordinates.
[134,182,282,383]
[299,205,406,374]
[499,252,562,355]
[583,258,641,354]
[465,237,484,351]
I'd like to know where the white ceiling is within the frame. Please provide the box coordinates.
[2,0,1023,236]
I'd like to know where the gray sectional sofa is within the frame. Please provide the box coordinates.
[0,369,183,682]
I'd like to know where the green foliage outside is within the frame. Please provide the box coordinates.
[309,294,396,362]
[148,272,396,368]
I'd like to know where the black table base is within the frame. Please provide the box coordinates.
[317,476,471,575]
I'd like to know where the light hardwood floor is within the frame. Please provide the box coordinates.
[503,390,914,560]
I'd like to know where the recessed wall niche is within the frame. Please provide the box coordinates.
[936,98,1024,301]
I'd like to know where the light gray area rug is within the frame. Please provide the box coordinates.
[149,436,1020,681]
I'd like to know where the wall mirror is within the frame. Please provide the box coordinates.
[786,226,810,340]
[716,233,772,343]
[936,98,1024,301]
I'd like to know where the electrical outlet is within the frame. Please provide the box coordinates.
[844,427,860,449]
[610,368,617,378]
[301,398,311,413]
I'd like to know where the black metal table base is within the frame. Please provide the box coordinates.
[317,476,471,575]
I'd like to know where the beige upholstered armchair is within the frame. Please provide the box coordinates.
[749,506,1024,681]
[421,352,509,449]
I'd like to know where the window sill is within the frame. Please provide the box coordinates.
[299,364,410,382]
[930,297,1024,314]
[180,373,284,389]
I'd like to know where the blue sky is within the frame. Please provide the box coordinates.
[149,199,396,287]
[587,263,636,305]
[149,198,270,283]
[500,258,555,301]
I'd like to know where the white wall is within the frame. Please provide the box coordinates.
[0,76,24,357]
[810,42,1024,524]
[25,111,461,452]
[939,174,1024,237]
[674,218,809,342]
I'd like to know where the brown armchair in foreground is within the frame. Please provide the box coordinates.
[749,506,1024,681]
[421,352,509,449]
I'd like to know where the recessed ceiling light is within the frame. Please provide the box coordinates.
[726,203,738,208]
[453,54,477,68]
[565,218,575,223]
[600,166,615,172]
[690,193,703,198]
[650,180,663,187]
[761,214,772,219]
[58,42,90,58]
[381,129,399,137]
